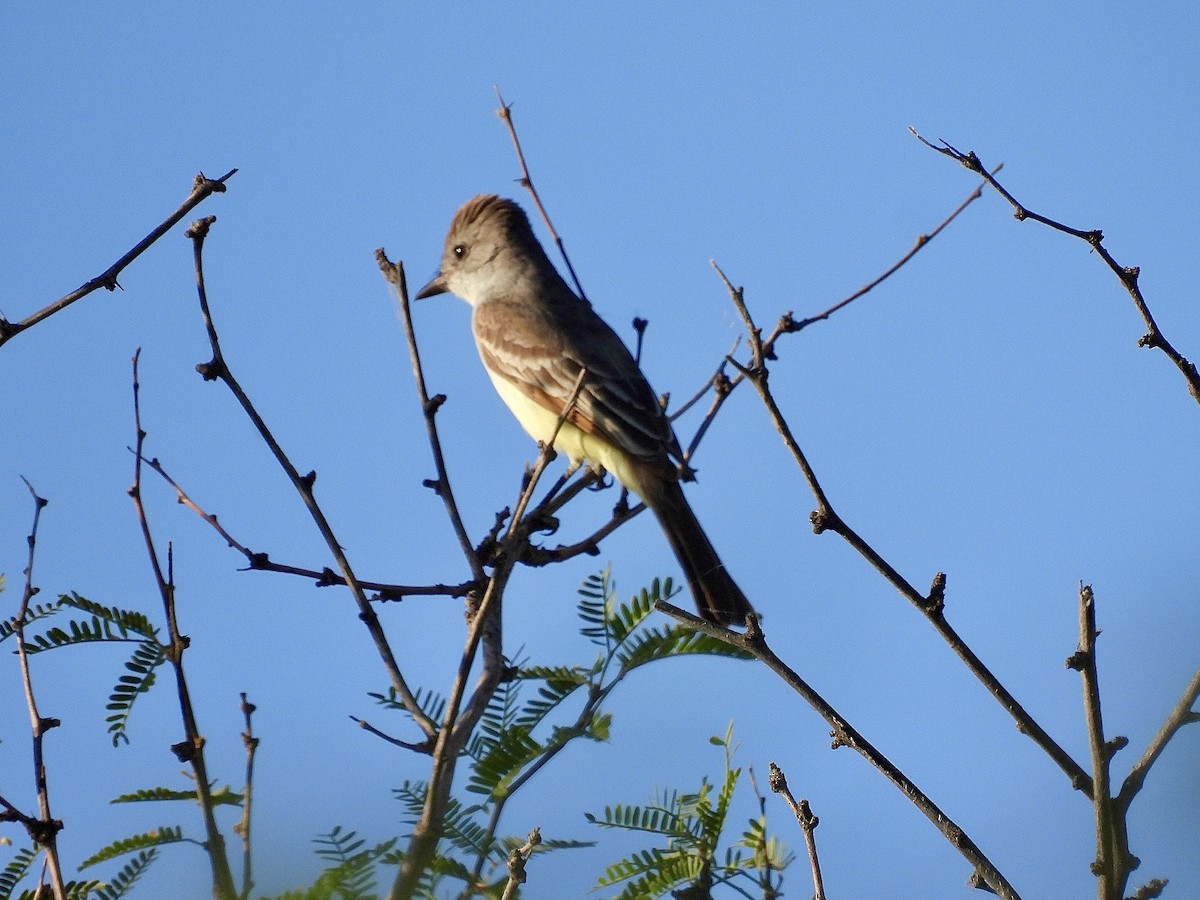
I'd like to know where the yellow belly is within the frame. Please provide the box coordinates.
[487,369,646,497]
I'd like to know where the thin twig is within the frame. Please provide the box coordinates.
[350,716,431,752]
[137,449,472,599]
[767,764,824,900]
[130,350,237,899]
[377,251,487,586]
[679,169,993,474]
[501,827,541,900]
[1117,665,1200,812]
[911,128,1200,405]
[187,219,436,741]
[787,163,1002,333]
[717,268,1093,797]
[0,169,237,348]
[494,86,588,302]
[235,693,258,900]
[12,479,66,900]
[656,601,1020,899]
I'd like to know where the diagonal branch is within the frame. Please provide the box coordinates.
[185,217,436,741]
[718,266,1093,797]
[494,86,589,302]
[1116,663,1200,813]
[0,169,237,349]
[788,163,1001,333]
[911,129,1200,405]
[768,764,825,900]
[658,601,1021,899]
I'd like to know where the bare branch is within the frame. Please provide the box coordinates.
[1065,584,1122,900]
[787,163,1001,333]
[657,601,1020,899]
[11,478,67,900]
[501,827,541,900]
[186,219,436,740]
[130,350,237,899]
[716,268,1093,797]
[494,87,588,302]
[235,693,259,900]
[1117,662,1200,813]
[768,764,825,900]
[911,129,1200,404]
[0,169,237,348]
[377,251,487,588]
[136,449,473,600]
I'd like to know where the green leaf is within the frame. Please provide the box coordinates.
[104,639,166,746]
[369,685,447,724]
[78,827,187,871]
[617,625,753,674]
[310,827,398,900]
[0,601,59,645]
[82,850,158,900]
[110,784,242,807]
[512,665,591,731]
[0,847,36,900]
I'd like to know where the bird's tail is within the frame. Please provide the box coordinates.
[643,476,754,628]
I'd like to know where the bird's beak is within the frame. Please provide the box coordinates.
[414,271,448,300]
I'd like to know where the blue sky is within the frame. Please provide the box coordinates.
[2,5,1198,899]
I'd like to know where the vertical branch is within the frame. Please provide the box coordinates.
[500,828,540,900]
[389,373,587,900]
[768,764,824,900]
[12,479,66,900]
[130,350,237,900]
[235,693,259,900]
[1066,585,1128,900]
[377,252,486,585]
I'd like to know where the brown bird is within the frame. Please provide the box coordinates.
[417,195,752,627]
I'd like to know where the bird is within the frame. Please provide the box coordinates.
[416,194,753,628]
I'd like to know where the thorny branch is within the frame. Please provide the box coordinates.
[10,479,67,900]
[911,129,1200,405]
[716,260,1093,797]
[184,216,436,740]
[130,349,237,900]
[657,601,1020,899]
[138,450,474,601]
[0,169,237,349]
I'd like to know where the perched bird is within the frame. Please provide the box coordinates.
[417,195,752,627]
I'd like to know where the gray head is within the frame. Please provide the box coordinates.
[416,195,553,306]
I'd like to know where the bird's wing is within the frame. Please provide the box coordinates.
[472,295,680,463]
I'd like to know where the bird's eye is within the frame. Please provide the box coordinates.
[453,243,467,259]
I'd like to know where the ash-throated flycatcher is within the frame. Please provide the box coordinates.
[416,195,753,627]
